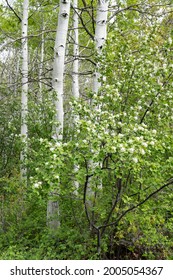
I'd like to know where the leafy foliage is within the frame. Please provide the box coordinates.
[1,0,173,260]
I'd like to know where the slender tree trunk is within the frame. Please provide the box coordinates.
[20,0,29,181]
[93,0,109,169]
[38,21,44,101]
[72,0,79,99]
[47,0,71,230]
[92,0,109,254]
[93,0,109,93]
[72,0,80,193]
[89,0,109,197]
[52,0,71,140]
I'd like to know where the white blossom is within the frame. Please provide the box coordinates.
[142,142,148,147]
[168,37,172,44]
[118,133,124,138]
[120,147,126,152]
[128,139,133,144]
[119,144,126,152]
[33,182,42,188]
[132,157,138,163]
[55,142,61,147]
[129,147,135,153]
[140,149,145,155]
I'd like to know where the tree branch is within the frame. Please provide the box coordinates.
[100,179,173,236]
[5,0,22,22]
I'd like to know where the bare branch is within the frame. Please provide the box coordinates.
[100,179,173,236]
[5,0,22,22]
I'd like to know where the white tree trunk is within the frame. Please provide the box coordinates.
[72,0,79,99]
[47,199,60,230]
[38,21,45,101]
[20,0,29,181]
[93,0,109,93]
[47,0,71,230]
[91,0,109,192]
[52,0,71,140]
[72,0,79,194]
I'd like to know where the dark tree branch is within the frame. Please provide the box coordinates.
[72,7,94,41]
[5,0,22,22]
[99,179,173,236]
[100,178,123,237]
[91,0,95,34]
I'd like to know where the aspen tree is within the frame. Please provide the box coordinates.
[93,0,109,93]
[38,19,44,101]
[92,0,109,189]
[72,0,79,193]
[20,0,29,181]
[86,0,109,227]
[72,0,79,99]
[47,0,71,230]
[52,0,71,140]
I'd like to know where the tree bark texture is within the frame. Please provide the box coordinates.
[20,0,29,180]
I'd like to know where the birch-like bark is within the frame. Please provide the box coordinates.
[20,0,29,181]
[38,21,44,101]
[90,0,109,193]
[72,0,80,194]
[72,0,79,99]
[86,0,109,224]
[47,0,71,230]
[90,2,109,249]
[93,0,109,93]
[52,0,71,140]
